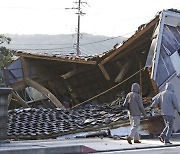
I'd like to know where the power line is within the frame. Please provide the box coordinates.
[6,30,133,52]
[0,6,66,10]
[8,32,131,46]
[9,43,73,46]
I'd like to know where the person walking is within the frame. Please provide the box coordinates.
[123,83,147,144]
[150,82,180,145]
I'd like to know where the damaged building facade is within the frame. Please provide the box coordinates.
[1,9,180,139]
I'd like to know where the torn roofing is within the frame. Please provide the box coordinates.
[15,9,179,67]
[15,11,161,65]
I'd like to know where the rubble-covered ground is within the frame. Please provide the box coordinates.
[7,97,160,140]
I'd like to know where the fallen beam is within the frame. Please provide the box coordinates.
[24,78,65,109]
[61,66,91,79]
[98,63,110,80]
[115,58,132,83]
[12,91,30,108]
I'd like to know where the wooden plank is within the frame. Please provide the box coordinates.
[150,78,159,94]
[139,62,142,96]
[100,16,159,65]
[12,91,30,108]
[16,53,97,65]
[112,34,152,62]
[21,57,28,78]
[147,68,159,94]
[115,58,132,82]
[8,93,12,107]
[61,66,91,79]
[11,80,26,90]
[98,64,110,80]
[116,61,123,69]
[24,78,65,109]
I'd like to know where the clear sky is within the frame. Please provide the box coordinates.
[0,0,180,37]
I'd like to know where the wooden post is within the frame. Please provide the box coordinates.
[147,68,159,94]
[140,62,142,96]
[21,57,28,79]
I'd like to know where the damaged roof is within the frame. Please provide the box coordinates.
[3,9,180,111]
[16,11,161,64]
[4,8,180,141]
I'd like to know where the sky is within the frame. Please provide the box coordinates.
[0,0,180,37]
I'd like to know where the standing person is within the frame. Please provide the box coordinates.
[123,83,147,144]
[150,82,180,145]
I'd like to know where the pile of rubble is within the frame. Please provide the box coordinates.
[7,97,157,140]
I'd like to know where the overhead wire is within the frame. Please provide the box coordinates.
[82,35,110,49]
[79,46,95,55]
[7,31,133,51]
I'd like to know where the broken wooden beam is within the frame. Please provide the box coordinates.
[98,63,110,80]
[61,66,90,79]
[99,16,159,65]
[20,57,28,79]
[24,78,65,109]
[115,58,132,83]
[11,80,26,91]
[12,91,30,108]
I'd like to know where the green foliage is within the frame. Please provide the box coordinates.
[0,47,15,69]
[0,35,15,86]
[0,47,15,86]
[0,35,11,44]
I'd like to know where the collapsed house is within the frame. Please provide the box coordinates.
[1,9,180,139]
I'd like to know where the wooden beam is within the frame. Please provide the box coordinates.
[146,68,158,94]
[115,57,132,83]
[61,66,92,79]
[116,61,123,69]
[139,62,142,96]
[8,93,12,107]
[100,16,159,65]
[10,80,26,91]
[21,57,28,79]
[12,91,30,108]
[98,63,110,80]
[150,78,159,94]
[112,34,152,62]
[24,78,65,109]
[16,53,97,65]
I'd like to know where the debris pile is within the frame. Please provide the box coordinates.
[7,97,159,140]
[7,104,126,140]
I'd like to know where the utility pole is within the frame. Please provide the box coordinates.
[76,0,81,56]
[66,0,87,56]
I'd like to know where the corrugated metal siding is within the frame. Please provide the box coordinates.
[155,25,180,86]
